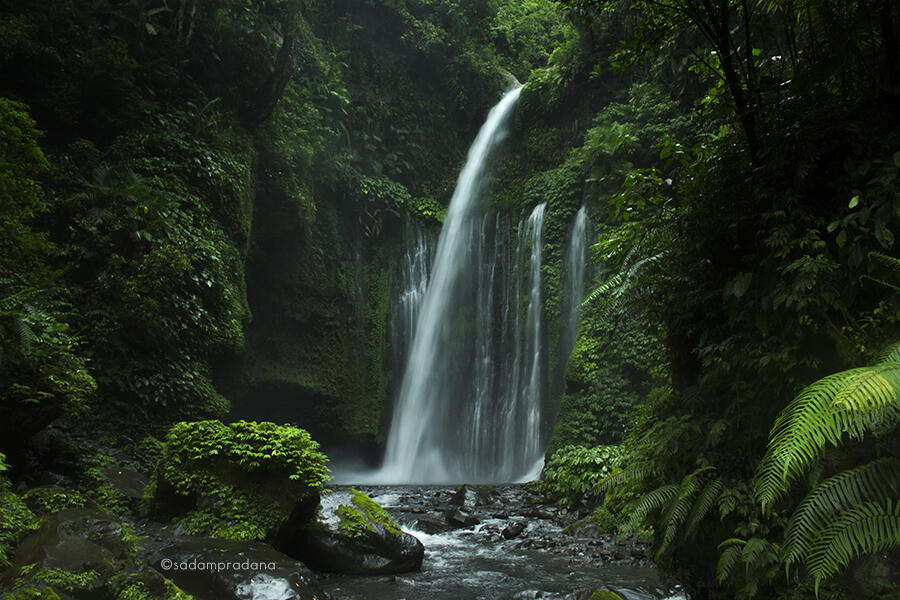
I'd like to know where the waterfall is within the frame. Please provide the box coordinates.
[389,216,433,375]
[561,205,591,361]
[378,87,554,483]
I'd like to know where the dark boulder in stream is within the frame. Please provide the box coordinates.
[280,489,424,575]
[148,536,328,600]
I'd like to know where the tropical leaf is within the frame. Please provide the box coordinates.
[716,541,743,583]
[684,478,726,536]
[627,483,679,531]
[755,363,900,510]
[807,500,900,595]
[877,340,900,364]
[784,457,900,567]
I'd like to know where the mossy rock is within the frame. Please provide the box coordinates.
[149,420,329,541]
[282,489,423,575]
[588,590,625,600]
[0,508,192,600]
[0,477,39,568]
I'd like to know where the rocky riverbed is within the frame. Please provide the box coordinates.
[317,484,688,600]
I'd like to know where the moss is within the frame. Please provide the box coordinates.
[152,420,329,540]
[111,571,194,600]
[2,584,62,600]
[589,591,624,600]
[349,489,401,535]
[336,505,370,542]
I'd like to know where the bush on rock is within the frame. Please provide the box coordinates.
[150,420,329,541]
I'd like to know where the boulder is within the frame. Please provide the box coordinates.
[502,521,527,539]
[414,513,449,534]
[280,489,423,575]
[0,508,191,600]
[443,509,479,529]
[148,536,328,600]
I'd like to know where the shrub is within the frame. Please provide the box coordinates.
[152,420,329,540]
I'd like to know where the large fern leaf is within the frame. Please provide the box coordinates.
[684,478,726,537]
[627,483,679,531]
[806,500,900,595]
[877,340,900,364]
[755,364,900,510]
[783,457,900,567]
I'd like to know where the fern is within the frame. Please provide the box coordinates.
[755,342,900,594]
[877,340,900,364]
[807,500,900,595]
[784,457,900,567]
[684,478,726,537]
[717,542,743,583]
[627,483,679,531]
[755,362,900,509]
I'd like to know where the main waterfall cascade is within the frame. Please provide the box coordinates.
[370,87,592,483]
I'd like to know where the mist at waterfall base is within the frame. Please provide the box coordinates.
[336,87,593,485]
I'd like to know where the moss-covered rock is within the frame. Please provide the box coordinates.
[150,420,329,541]
[281,489,423,575]
[0,508,192,600]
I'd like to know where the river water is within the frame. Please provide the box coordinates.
[317,485,688,600]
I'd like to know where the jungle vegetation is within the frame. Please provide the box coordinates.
[0,0,897,599]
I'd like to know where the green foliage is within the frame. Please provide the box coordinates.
[0,98,96,443]
[0,476,39,568]
[335,489,401,542]
[154,420,329,540]
[754,346,900,594]
[21,488,89,515]
[33,568,101,593]
[539,445,624,506]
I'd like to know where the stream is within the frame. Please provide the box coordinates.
[317,485,688,600]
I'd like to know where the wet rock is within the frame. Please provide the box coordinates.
[449,484,499,510]
[444,509,479,529]
[149,536,328,600]
[0,508,190,599]
[289,521,423,575]
[574,587,626,600]
[502,521,526,539]
[414,513,448,534]
[283,491,424,576]
[561,517,599,537]
[100,465,149,500]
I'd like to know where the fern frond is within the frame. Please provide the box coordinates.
[869,252,900,275]
[756,365,900,510]
[716,542,744,583]
[595,461,658,493]
[653,467,716,556]
[756,370,857,508]
[784,457,900,567]
[877,341,900,364]
[831,364,900,439]
[627,483,679,531]
[807,500,900,595]
[684,478,725,537]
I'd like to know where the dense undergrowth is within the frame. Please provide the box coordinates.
[0,0,898,599]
